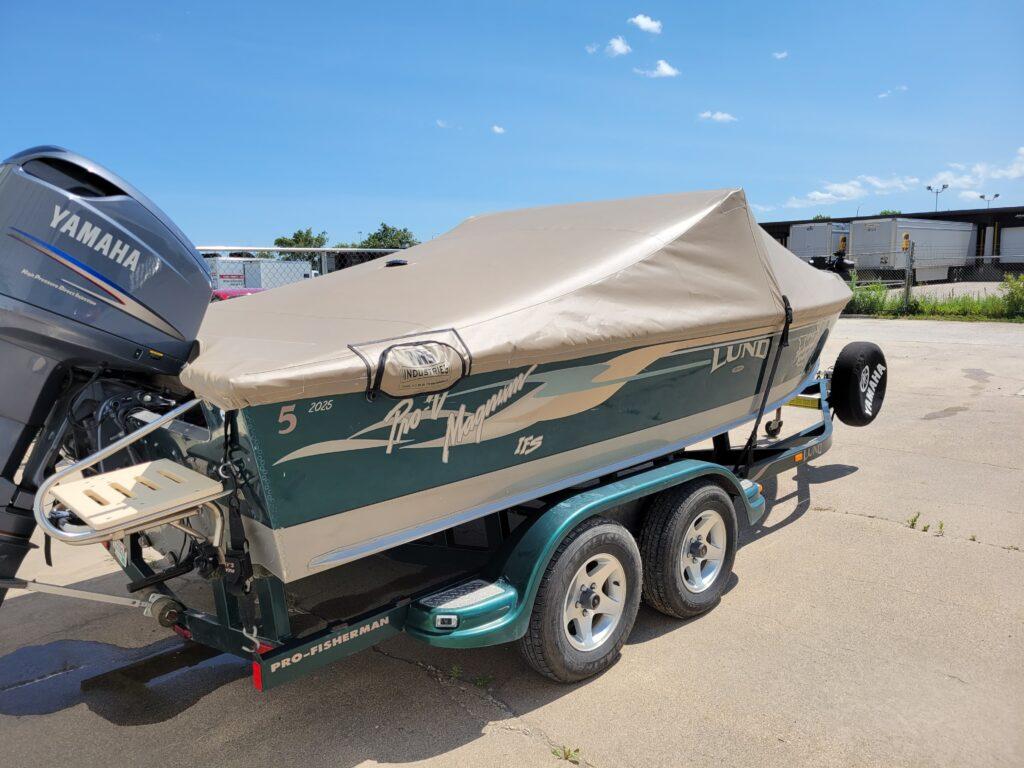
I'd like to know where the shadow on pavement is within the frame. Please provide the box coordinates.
[740,462,858,546]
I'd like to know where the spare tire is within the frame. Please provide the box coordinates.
[830,342,887,426]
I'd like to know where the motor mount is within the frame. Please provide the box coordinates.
[0,146,213,604]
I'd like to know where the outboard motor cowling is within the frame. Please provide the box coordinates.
[0,146,212,603]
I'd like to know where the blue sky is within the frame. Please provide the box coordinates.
[2,1,1022,245]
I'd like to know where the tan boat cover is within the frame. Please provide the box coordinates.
[180,189,851,409]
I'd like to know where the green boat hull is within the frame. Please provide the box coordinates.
[233,319,833,582]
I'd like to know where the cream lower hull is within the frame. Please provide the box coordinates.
[243,369,811,583]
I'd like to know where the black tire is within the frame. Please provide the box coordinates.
[639,480,738,619]
[518,517,642,683]
[830,342,887,426]
[764,419,783,438]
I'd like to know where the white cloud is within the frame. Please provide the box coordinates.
[767,147,1022,212]
[858,175,920,193]
[928,169,979,189]
[990,146,1024,180]
[751,203,776,213]
[784,174,918,208]
[772,51,789,60]
[925,148,1024,198]
[877,84,909,99]
[635,59,680,78]
[698,110,737,122]
[491,124,506,135]
[585,42,598,54]
[435,119,448,129]
[628,14,662,34]
[606,36,631,56]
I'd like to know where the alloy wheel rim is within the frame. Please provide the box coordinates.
[562,553,627,652]
[681,509,727,593]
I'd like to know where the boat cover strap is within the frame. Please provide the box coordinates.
[735,295,792,476]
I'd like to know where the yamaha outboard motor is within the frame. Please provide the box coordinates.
[0,147,212,605]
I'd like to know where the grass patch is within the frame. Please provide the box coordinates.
[844,274,1024,320]
[552,746,582,764]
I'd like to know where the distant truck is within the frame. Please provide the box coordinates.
[204,256,316,291]
[787,222,849,263]
[849,218,974,283]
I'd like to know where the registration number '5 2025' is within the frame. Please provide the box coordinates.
[277,400,333,434]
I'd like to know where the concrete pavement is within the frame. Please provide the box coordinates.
[1,318,1021,768]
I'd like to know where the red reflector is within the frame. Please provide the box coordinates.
[172,625,192,641]
[252,661,264,691]
[256,641,275,655]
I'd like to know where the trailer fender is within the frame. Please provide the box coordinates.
[410,460,760,648]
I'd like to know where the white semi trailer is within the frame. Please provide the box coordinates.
[998,227,1024,266]
[787,222,849,262]
[203,256,315,290]
[849,217,974,282]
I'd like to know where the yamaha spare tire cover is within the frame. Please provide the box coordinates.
[830,342,887,426]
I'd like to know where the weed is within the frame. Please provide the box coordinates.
[1002,274,1024,318]
[969,534,977,542]
[552,746,581,764]
[473,675,493,688]
[937,520,945,536]
[843,274,1024,321]
[449,664,462,680]
[921,523,930,533]
[907,512,920,529]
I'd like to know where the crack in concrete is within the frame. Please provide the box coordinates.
[839,439,1024,473]
[372,645,601,767]
[806,504,1023,553]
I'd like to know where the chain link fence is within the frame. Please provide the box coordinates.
[845,242,1024,318]
[195,247,403,296]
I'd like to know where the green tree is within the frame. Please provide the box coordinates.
[274,227,329,261]
[812,214,831,221]
[878,209,902,216]
[358,222,419,249]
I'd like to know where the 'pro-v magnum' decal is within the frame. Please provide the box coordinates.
[271,334,787,467]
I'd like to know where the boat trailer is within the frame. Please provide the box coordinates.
[6,376,836,691]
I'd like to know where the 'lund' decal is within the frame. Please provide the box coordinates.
[710,338,771,373]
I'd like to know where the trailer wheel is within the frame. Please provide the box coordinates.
[518,517,642,683]
[639,481,737,619]
[830,342,887,426]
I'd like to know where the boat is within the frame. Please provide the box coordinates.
[176,186,851,582]
[0,147,883,687]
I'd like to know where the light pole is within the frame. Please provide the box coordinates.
[926,183,948,211]
[979,193,1000,209]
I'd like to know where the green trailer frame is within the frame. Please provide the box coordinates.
[48,375,828,691]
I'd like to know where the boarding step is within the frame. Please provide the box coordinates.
[408,578,519,635]
[50,459,224,533]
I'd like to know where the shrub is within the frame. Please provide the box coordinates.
[1001,274,1024,318]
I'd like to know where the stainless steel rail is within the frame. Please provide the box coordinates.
[33,398,230,545]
